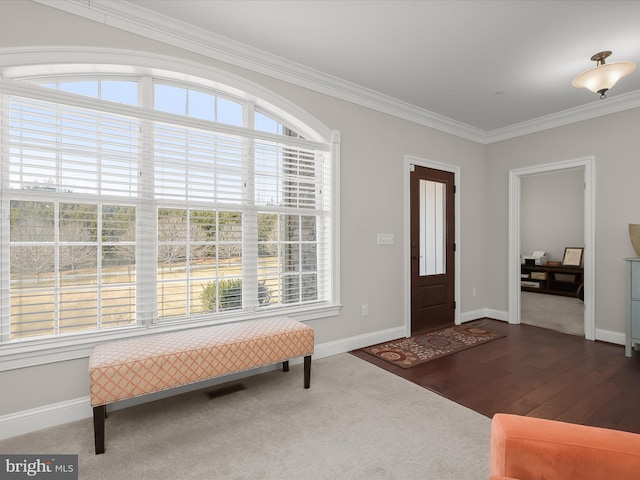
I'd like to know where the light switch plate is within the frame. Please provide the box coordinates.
[377,233,394,245]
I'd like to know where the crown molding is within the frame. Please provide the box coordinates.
[486,90,640,143]
[33,0,487,143]
[33,0,640,145]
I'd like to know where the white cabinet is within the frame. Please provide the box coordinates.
[626,258,640,357]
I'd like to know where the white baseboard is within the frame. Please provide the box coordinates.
[313,326,406,358]
[483,309,510,322]
[0,326,405,441]
[0,397,92,441]
[595,328,625,345]
[1,321,623,442]
[460,308,509,323]
[463,309,625,345]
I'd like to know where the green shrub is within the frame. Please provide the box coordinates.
[200,279,272,312]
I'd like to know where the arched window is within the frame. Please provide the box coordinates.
[0,59,338,350]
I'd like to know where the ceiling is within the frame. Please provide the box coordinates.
[48,1,640,138]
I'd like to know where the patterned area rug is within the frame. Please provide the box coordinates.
[362,321,506,368]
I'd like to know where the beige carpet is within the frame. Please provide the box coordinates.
[521,291,584,336]
[0,354,491,480]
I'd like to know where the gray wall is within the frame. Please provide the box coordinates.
[521,168,584,263]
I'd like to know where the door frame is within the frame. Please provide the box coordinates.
[404,155,460,338]
[508,157,595,340]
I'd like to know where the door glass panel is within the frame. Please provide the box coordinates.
[419,179,446,276]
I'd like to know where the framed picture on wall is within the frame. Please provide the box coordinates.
[562,247,584,266]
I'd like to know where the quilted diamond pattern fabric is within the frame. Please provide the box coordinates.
[89,317,314,406]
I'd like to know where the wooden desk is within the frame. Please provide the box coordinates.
[521,264,583,297]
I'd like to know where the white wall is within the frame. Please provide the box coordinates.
[521,168,584,263]
[0,1,488,424]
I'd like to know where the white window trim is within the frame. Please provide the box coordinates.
[0,47,342,371]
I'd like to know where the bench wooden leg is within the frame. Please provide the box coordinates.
[93,405,106,455]
[282,360,289,372]
[304,355,311,389]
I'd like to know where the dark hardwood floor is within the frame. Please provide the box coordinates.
[351,319,640,434]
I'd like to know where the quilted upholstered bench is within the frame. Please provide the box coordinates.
[89,316,314,454]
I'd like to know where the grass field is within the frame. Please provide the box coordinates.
[10,256,281,339]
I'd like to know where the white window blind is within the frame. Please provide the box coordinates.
[0,75,333,344]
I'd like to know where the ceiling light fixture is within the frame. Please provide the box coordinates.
[572,51,636,99]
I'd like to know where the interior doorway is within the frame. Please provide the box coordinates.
[519,168,585,336]
[508,158,595,340]
[404,156,460,338]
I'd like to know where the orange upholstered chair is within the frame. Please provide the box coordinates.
[490,413,640,480]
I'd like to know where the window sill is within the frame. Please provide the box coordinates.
[0,304,341,372]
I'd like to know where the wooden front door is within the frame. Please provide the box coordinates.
[410,165,455,335]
